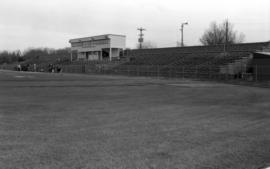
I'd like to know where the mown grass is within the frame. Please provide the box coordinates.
[0,70,269,169]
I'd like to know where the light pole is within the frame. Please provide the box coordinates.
[180,22,188,47]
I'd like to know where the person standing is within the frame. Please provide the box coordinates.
[18,64,21,71]
[33,64,37,72]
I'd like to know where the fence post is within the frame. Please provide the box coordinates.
[182,66,184,79]
[196,65,198,79]
[169,66,172,79]
[170,66,173,79]
[255,64,258,82]
[209,65,211,79]
[148,65,150,77]
[157,65,160,79]
[127,65,131,76]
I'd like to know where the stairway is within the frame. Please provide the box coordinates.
[219,54,252,75]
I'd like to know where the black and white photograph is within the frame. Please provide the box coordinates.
[0,0,270,168]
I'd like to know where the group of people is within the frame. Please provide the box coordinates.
[15,64,34,71]
[48,64,62,73]
[15,63,62,73]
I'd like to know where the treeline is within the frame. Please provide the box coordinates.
[0,47,70,65]
[0,50,24,64]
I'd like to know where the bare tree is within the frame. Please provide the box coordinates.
[200,20,245,45]
[136,41,157,49]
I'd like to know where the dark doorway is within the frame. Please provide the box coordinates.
[102,50,109,60]
[86,52,89,60]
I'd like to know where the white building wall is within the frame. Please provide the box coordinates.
[109,35,126,49]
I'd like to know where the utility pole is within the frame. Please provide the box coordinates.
[137,27,146,49]
[224,19,229,53]
[180,22,188,47]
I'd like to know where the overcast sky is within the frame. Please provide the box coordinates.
[0,0,269,51]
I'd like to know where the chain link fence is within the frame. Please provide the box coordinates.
[59,63,270,82]
[1,62,270,83]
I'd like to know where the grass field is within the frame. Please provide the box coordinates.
[0,70,269,169]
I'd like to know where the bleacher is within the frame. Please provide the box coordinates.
[59,41,269,80]
[108,42,268,79]
[123,42,269,71]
